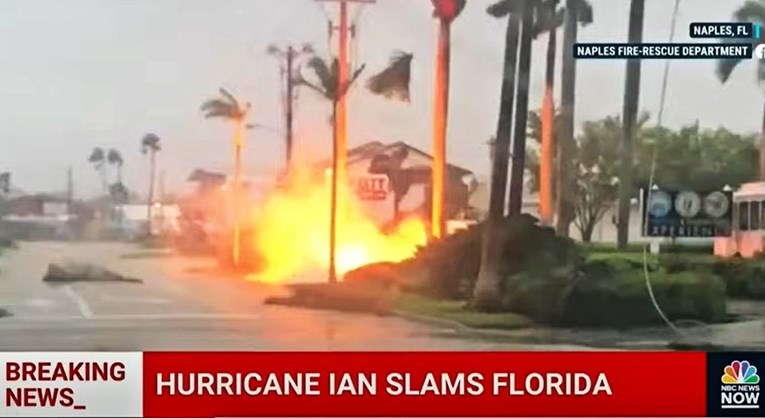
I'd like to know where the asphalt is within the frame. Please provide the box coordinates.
[0,242,598,351]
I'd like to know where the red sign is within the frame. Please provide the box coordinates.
[355,175,389,201]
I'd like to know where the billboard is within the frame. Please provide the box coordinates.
[641,188,732,237]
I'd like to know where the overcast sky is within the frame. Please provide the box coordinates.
[0,0,759,197]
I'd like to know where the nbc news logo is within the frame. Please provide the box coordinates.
[721,360,760,410]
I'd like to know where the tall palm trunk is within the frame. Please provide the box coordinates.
[473,11,521,311]
[432,19,451,239]
[556,0,578,237]
[232,119,244,267]
[507,0,534,217]
[329,101,339,284]
[146,151,156,236]
[540,21,557,226]
[617,0,645,249]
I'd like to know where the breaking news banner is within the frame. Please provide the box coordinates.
[574,43,753,59]
[0,351,763,417]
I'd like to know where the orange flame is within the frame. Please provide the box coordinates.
[247,169,427,283]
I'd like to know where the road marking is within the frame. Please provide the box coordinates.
[62,286,95,319]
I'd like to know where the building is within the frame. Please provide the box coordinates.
[314,141,480,229]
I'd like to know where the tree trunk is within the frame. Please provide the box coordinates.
[329,101,339,284]
[617,0,645,249]
[580,218,595,243]
[472,7,521,311]
[146,151,156,236]
[556,0,579,237]
[507,0,534,217]
[540,23,557,226]
[431,20,451,239]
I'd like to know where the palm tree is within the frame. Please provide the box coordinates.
[616,0,645,249]
[718,0,765,180]
[88,147,108,193]
[300,56,365,284]
[201,88,251,267]
[141,133,161,236]
[556,0,593,237]
[472,0,523,311]
[507,0,536,216]
[430,0,467,239]
[107,148,124,183]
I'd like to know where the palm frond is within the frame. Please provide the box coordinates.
[734,0,765,24]
[488,0,523,18]
[141,133,161,154]
[201,99,238,119]
[572,0,593,25]
[107,149,123,165]
[533,0,563,38]
[307,57,335,90]
[341,64,366,98]
[717,58,744,83]
[218,87,240,108]
[367,52,412,102]
[88,147,104,163]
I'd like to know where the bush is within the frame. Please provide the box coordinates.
[558,264,727,328]
[709,259,765,299]
[403,214,582,300]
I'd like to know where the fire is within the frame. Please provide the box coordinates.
[247,169,427,283]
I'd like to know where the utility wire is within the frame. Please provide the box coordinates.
[643,0,684,337]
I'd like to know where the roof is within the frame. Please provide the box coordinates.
[318,141,474,177]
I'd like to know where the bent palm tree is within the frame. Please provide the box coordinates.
[430,0,467,239]
[88,147,108,193]
[107,148,124,183]
[473,0,523,311]
[718,0,765,180]
[141,133,161,236]
[201,88,251,267]
[300,56,365,284]
[557,0,593,236]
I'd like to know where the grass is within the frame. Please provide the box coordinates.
[393,293,533,330]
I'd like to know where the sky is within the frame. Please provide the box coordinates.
[0,0,760,198]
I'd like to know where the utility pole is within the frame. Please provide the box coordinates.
[316,0,375,188]
[268,43,313,170]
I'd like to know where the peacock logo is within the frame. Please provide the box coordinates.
[722,360,760,385]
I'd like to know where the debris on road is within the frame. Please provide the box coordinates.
[264,282,396,315]
[42,261,143,284]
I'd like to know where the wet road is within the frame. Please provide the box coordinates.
[0,242,595,351]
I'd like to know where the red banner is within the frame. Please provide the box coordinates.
[142,352,707,417]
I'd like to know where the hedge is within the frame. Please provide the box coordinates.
[590,252,765,300]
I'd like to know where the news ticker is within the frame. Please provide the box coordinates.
[0,352,762,417]
[575,21,763,60]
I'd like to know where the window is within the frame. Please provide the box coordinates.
[739,202,750,231]
[753,201,762,230]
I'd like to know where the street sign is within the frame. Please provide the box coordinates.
[642,188,733,237]
[355,175,389,201]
